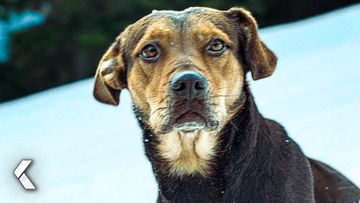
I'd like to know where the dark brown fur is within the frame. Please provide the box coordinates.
[93,7,360,203]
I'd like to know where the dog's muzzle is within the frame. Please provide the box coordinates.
[163,71,217,132]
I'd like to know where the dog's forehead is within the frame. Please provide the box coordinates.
[149,7,220,21]
[152,7,230,28]
[129,7,232,40]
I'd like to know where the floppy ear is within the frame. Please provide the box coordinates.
[225,7,277,80]
[93,36,127,106]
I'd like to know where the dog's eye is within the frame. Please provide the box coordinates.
[140,44,160,62]
[206,39,226,55]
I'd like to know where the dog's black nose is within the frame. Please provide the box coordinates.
[170,71,207,100]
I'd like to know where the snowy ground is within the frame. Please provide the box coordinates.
[0,4,359,203]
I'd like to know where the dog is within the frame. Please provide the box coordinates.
[93,7,360,202]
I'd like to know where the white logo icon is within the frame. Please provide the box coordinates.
[14,159,36,190]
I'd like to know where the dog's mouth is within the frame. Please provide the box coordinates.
[160,100,219,133]
[176,109,204,123]
[174,110,206,132]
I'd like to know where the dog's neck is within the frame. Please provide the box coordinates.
[138,84,277,202]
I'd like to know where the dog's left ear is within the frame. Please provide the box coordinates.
[93,35,127,106]
[224,7,277,80]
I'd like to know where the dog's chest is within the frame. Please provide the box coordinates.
[158,175,224,203]
[157,130,218,176]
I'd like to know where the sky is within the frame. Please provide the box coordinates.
[0,3,359,202]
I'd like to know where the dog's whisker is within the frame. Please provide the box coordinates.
[150,107,168,116]
[209,94,237,98]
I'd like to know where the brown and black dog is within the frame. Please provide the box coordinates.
[93,7,360,203]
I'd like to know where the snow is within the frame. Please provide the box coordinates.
[0,4,360,202]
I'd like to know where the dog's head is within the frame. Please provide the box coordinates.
[93,7,276,176]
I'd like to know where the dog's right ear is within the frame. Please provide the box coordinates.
[93,35,127,106]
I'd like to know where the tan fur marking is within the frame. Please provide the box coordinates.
[158,130,218,176]
[191,24,233,47]
[132,20,175,57]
